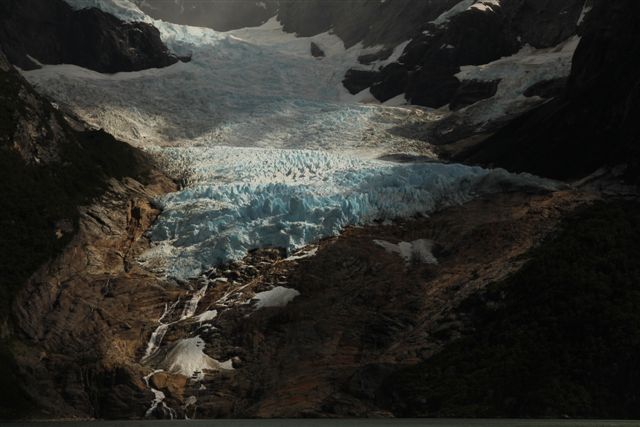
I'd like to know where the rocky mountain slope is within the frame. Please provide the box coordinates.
[457,0,640,182]
[1,0,640,421]
[133,0,463,47]
[133,0,278,32]
[0,45,176,418]
[0,0,184,72]
[343,0,587,106]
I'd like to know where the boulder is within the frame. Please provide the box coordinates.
[450,79,500,110]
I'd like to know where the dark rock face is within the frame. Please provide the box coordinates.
[0,47,177,419]
[458,0,640,182]
[357,48,393,66]
[277,0,463,48]
[134,0,463,48]
[523,77,568,98]
[0,0,182,73]
[185,190,591,418]
[378,201,640,418]
[342,69,382,95]
[449,79,500,110]
[310,42,325,58]
[370,63,409,102]
[344,0,585,107]
[133,0,278,32]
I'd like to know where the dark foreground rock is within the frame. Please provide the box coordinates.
[0,0,183,73]
[130,188,600,419]
[0,45,177,419]
[380,200,640,418]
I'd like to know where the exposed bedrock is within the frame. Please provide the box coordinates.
[458,0,640,182]
[133,0,463,48]
[343,0,586,107]
[0,45,178,419]
[0,0,183,73]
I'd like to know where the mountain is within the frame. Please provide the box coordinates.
[0,0,184,72]
[0,44,176,418]
[1,0,639,421]
[343,0,586,106]
[133,0,278,32]
[132,0,464,47]
[457,0,640,182]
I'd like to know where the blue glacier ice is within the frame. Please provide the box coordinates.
[138,147,559,279]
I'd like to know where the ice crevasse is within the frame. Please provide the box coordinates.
[139,147,560,280]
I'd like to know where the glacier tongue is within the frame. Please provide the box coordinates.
[139,146,558,280]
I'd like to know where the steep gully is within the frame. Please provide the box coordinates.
[7,0,629,419]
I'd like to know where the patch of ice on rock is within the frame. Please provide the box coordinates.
[253,286,301,309]
[159,337,233,381]
[374,239,438,265]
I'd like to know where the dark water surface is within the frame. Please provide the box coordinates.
[3,420,640,427]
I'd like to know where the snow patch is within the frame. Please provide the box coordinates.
[286,247,319,261]
[64,0,151,23]
[470,0,502,12]
[180,284,208,320]
[195,310,218,323]
[578,3,593,26]
[432,0,475,26]
[451,35,580,127]
[374,239,438,265]
[144,370,176,419]
[254,286,301,309]
[159,337,233,380]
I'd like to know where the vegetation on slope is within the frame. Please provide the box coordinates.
[380,200,640,418]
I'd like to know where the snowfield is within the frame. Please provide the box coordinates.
[22,0,564,280]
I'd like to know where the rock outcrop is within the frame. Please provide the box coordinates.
[344,0,586,107]
[0,44,177,419]
[0,0,182,73]
[457,0,640,182]
[180,189,596,418]
[133,0,278,32]
[133,0,463,48]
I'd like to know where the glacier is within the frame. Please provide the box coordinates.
[22,0,563,281]
[139,147,558,279]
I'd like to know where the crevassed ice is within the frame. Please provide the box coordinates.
[139,147,558,279]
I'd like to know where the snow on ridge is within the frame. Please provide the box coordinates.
[451,35,580,128]
[578,3,593,26]
[64,0,151,23]
[431,0,503,26]
[470,0,502,13]
[431,0,476,26]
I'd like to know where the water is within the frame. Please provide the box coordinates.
[3,419,639,427]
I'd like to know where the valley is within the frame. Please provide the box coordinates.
[1,0,639,421]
